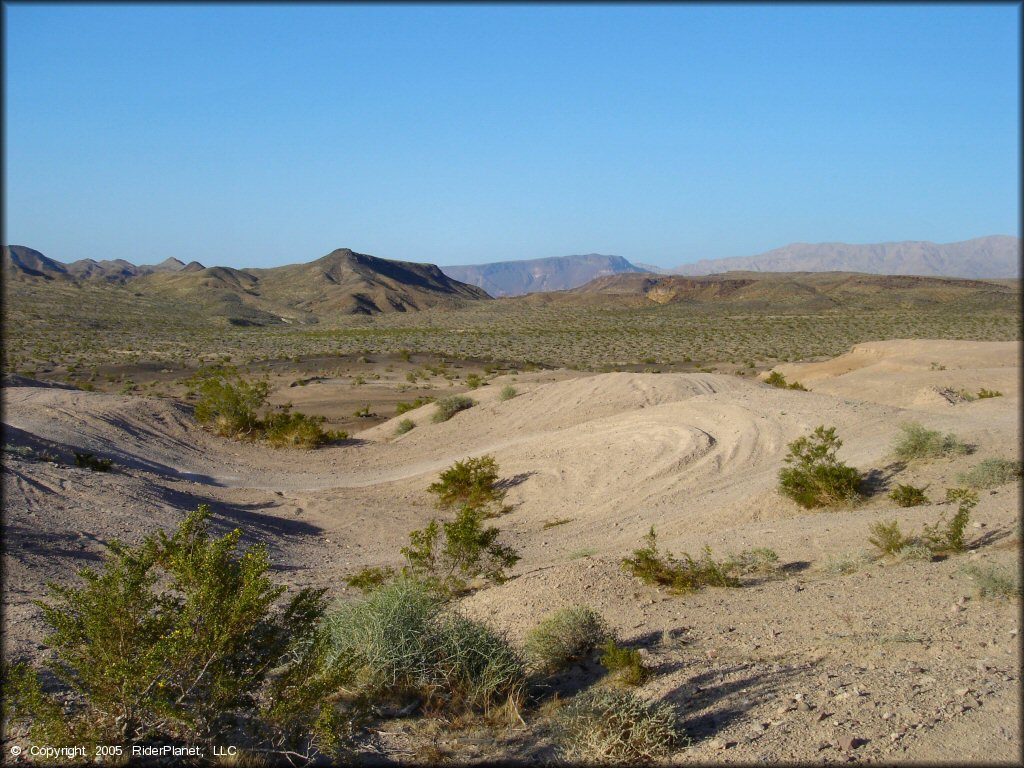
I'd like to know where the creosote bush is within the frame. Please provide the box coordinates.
[764,371,808,391]
[868,487,977,559]
[621,527,739,594]
[554,688,680,763]
[190,366,343,448]
[427,454,504,513]
[778,425,860,508]
[598,640,651,686]
[891,421,969,462]
[889,483,929,507]
[395,396,435,415]
[401,505,520,594]
[432,395,475,423]
[523,607,610,675]
[323,576,524,714]
[3,506,345,760]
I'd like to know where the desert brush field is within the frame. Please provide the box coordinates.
[2,324,1020,764]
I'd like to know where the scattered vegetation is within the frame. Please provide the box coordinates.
[554,688,680,763]
[778,425,861,508]
[499,384,518,401]
[432,395,476,423]
[621,527,740,594]
[394,417,415,436]
[72,452,113,472]
[523,607,610,675]
[824,550,874,575]
[868,487,978,559]
[888,483,929,507]
[891,421,969,462]
[956,458,1022,488]
[3,506,345,760]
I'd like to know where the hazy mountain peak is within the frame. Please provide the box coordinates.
[441,253,648,296]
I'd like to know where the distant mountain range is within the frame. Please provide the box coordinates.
[441,253,645,297]
[671,236,1019,279]
[3,246,489,323]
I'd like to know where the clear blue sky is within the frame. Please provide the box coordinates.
[3,3,1019,269]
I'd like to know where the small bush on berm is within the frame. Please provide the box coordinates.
[778,425,861,508]
[432,395,475,423]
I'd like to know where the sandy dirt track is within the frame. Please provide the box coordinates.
[2,339,1020,764]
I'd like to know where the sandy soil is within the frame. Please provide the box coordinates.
[2,339,1020,764]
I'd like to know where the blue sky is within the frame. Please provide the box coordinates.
[3,3,1019,269]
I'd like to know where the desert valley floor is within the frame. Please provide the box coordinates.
[2,338,1021,764]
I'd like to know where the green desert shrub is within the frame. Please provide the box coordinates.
[499,384,518,401]
[523,607,610,675]
[778,425,860,508]
[764,371,808,390]
[891,421,969,462]
[868,520,915,556]
[427,454,504,512]
[191,366,269,437]
[3,506,344,758]
[323,576,524,713]
[73,452,113,472]
[395,396,435,415]
[921,488,977,554]
[432,395,476,423]
[598,640,652,686]
[344,566,398,593]
[554,688,680,763]
[976,388,1003,399]
[956,458,1022,488]
[394,418,415,436]
[400,505,520,594]
[263,410,345,448]
[621,527,739,594]
[465,373,483,389]
[889,483,929,507]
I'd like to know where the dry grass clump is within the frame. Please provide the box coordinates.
[956,458,1022,488]
[961,564,1021,599]
[324,576,524,714]
[554,688,680,763]
[891,421,969,462]
[523,607,610,675]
